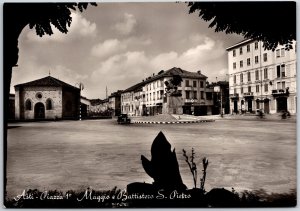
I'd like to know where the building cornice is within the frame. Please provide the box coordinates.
[226,39,254,51]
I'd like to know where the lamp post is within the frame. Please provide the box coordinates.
[75,82,84,120]
[214,85,223,117]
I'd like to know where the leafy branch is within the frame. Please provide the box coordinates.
[183,148,197,188]
[183,148,209,191]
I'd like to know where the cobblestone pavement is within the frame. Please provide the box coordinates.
[7,118,296,198]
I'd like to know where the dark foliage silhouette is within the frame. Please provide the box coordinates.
[141,131,187,191]
[164,75,183,96]
[3,2,96,201]
[187,2,296,51]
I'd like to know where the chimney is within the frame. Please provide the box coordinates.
[197,70,201,74]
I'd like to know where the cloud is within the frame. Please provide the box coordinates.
[112,13,137,35]
[89,36,227,96]
[91,39,127,59]
[26,12,97,43]
[91,37,152,58]
[124,37,152,46]
[11,61,88,94]
[152,36,225,71]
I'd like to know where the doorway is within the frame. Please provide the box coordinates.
[264,99,270,114]
[276,97,287,112]
[34,102,45,119]
[247,99,252,112]
[233,100,238,114]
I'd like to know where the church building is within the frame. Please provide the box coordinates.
[14,76,80,120]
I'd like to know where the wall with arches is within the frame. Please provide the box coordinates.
[15,86,63,120]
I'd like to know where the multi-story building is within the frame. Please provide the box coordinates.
[121,82,145,116]
[121,67,213,116]
[226,39,296,114]
[108,90,122,116]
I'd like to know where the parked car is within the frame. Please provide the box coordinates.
[117,114,131,124]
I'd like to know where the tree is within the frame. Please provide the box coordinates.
[187,2,296,51]
[3,3,96,202]
[4,3,97,100]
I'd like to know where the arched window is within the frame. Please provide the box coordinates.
[46,98,53,110]
[25,99,32,110]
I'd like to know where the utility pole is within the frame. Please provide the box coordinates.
[76,82,84,120]
[220,85,223,117]
[259,41,263,112]
[106,86,108,99]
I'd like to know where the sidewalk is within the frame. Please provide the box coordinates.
[211,113,297,122]
[130,114,215,124]
[130,113,296,124]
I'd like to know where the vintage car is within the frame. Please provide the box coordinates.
[117,114,131,124]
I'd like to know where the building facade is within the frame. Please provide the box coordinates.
[206,81,230,115]
[227,39,297,114]
[14,76,80,120]
[80,96,91,118]
[121,82,145,116]
[108,90,122,116]
[121,67,214,116]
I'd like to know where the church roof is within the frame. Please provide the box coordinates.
[14,76,79,90]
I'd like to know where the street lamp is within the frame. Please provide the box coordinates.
[214,85,223,117]
[75,82,84,120]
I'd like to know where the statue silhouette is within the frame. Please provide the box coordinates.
[141,131,187,191]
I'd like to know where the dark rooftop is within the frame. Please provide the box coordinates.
[122,67,207,93]
[14,76,79,90]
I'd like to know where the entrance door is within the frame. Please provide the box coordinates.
[34,102,45,119]
[264,100,270,114]
[233,100,238,114]
[247,99,252,112]
[277,97,287,112]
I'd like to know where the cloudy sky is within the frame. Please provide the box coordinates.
[11,2,244,99]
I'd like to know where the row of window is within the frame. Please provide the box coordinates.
[146,90,164,101]
[185,91,205,100]
[146,80,164,91]
[25,99,53,110]
[233,42,259,56]
[234,84,269,94]
[233,54,268,69]
[233,45,288,60]
[146,79,205,89]
[183,80,204,88]
[233,81,286,94]
[233,65,286,84]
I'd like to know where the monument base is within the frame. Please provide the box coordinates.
[163,95,183,115]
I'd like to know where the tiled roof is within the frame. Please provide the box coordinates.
[89,98,109,106]
[109,90,123,98]
[14,76,79,90]
[123,81,145,93]
[122,67,207,93]
[145,67,207,84]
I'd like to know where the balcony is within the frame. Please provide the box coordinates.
[230,93,239,98]
[243,92,254,96]
[185,99,197,103]
[272,88,289,96]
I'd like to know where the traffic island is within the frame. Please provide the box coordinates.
[132,119,215,124]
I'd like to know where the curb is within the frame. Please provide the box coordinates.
[132,119,215,124]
